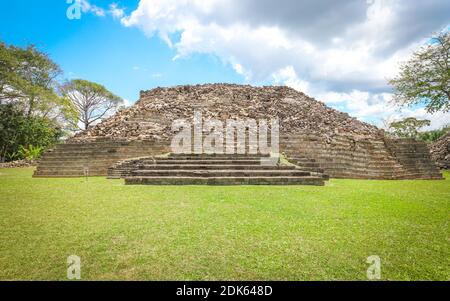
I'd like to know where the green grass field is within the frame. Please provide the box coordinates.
[0,168,448,280]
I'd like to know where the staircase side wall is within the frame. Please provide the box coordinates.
[384,138,443,179]
[280,134,442,180]
[33,138,171,177]
[34,134,442,179]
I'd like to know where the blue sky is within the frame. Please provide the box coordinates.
[1,0,449,129]
[0,0,244,102]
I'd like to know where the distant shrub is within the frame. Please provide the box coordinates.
[18,145,43,161]
[0,104,63,162]
[418,125,450,142]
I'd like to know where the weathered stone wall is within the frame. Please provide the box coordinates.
[281,134,442,179]
[34,133,442,179]
[384,138,444,178]
[430,132,450,169]
[33,138,170,177]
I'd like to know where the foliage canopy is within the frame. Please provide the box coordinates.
[389,32,450,113]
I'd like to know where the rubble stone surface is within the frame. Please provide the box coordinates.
[73,84,383,141]
[0,159,35,168]
[430,132,450,169]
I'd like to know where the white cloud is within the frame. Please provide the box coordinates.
[318,91,450,131]
[278,69,450,130]
[109,3,125,19]
[120,0,449,87]
[90,6,105,17]
[386,107,450,131]
[272,66,310,94]
[119,0,450,129]
[122,99,132,107]
[79,0,105,17]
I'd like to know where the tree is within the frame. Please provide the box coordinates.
[0,42,64,118]
[0,41,83,161]
[389,31,450,113]
[0,42,19,102]
[0,103,63,162]
[388,117,431,139]
[60,79,123,130]
[418,124,450,142]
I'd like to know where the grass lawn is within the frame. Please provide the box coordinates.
[0,167,448,280]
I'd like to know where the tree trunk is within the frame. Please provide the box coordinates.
[27,96,35,118]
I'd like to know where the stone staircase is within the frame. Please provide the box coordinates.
[33,138,170,177]
[384,138,443,179]
[109,153,328,185]
[281,134,443,180]
[286,154,325,174]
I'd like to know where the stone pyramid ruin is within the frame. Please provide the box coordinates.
[431,132,450,169]
[34,84,443,184]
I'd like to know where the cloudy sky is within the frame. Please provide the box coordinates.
[1,0,449,129]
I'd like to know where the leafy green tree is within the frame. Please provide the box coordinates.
[0,42,19,102]
[0,42,63,118]
[418,124,450,142]
[388,117,431,139]
[60,79,123,130]
[0,104,63,162]
[16,45,62,118]
[0,41,124,161]
[0,104,25,161]
[389,31,450,113]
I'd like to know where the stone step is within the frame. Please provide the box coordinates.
[36,165,109,172]
[169,153,271,158]
[290,157,318,163]
[41,152,152,158]
[133,164,297,170]
[131,169,312,177]
[33,171,107,177]
[287,157,324,173]
[293,161,321,167]
[124,176,325,186]
[37,158,138,164]
[109,152,328,186]
[39,155,265,164]
[139,159,266,165]
[394,173,444,180]
[311,172,330,180]
[53,142,166,148]
[36,167,112,173]
[165,155,270,160]
[35,159,116,168]
[295,166,325,173]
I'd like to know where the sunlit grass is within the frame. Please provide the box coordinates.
[0,168,448,280]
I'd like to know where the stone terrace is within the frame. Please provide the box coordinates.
[34,84,443,181]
